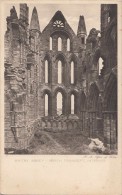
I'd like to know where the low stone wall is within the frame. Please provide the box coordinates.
[40,117,81,132]
[4,111,117,151]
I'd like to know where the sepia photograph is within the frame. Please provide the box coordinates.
[4,3,117,155]
[1,1,122,195]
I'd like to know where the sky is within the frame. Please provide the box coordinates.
[4,3,101,35]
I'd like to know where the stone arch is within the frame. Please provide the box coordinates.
[58,121,62,130]
[47,121,51,128]
[43,54,52,84]
[88,83,100,111]
[69,54,78,64]
[93,49,106,76]
[104,72,117,111]
[55,53,67,63]
[74,121,78,130]
[52,121,57,130]
[54,87,67,115]
[68,121,73,130]
[55,53,67,84]
[51,30,71,38]
[42,121,46,128]
[93,49,108,75]
[80,91,87,111]
[41,89,52,116]
[51,30,73,51]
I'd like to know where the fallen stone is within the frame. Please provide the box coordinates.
[88,138,105,152]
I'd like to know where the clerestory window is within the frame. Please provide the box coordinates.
[58,60,62,84]
[58,37,62,51]
[67,38,70,51]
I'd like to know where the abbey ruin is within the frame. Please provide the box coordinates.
[4,4,117,153]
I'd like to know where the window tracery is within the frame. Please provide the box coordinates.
[53,20,64,28]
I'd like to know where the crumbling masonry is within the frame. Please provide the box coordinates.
[4,4,117,150]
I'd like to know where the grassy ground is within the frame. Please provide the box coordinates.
[28,130,98,154]
[5,129,117,155]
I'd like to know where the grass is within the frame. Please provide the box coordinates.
[27,129,97,154]
[5,129,117,155]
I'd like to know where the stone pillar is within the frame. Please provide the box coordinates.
[52,94,57,116]
[52,35,58,51]
[62,37,67,52]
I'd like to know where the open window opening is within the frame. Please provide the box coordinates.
[67,38,70,51]
[58,37,62,51]
[57,92,63,115]
[98,57,104,75]
[108,12,111,23]
[45,94,49,116]
[71,61,75,84]
[58,60,62,84]
[71,94,75,114]
[50,37,52,50]
[45,60,49,83]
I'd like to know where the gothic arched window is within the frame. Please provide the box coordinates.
[58,60,62,84]
[71,61,75,84]
[45,94,48,116]
[67,38,70,51]
[57,92,63,115]
[49,37,52,50]
[45,60,49,83]
[58,37,62,51]
[71,94,75,114]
